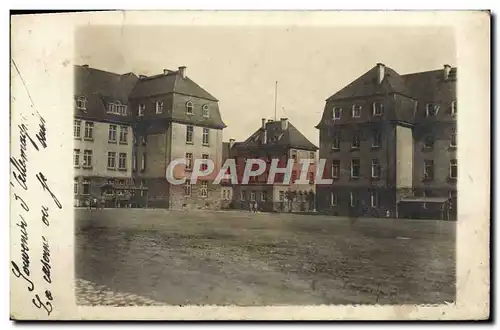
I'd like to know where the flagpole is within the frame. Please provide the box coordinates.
[274,81,278,121]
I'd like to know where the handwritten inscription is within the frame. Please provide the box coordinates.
[36,173,62,209]
[10,107,58,317]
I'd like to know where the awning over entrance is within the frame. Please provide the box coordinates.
[398,196,449,203]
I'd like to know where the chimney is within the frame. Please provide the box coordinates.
[163,69,169,75]
[178,66,187,79]
[376,63,385,84]
[139,74,147,79]
[443,64,451,80]
[82,64,89,68]
[261,118,266,129]
[280,118,289,130]
[267,119,273,123]
[229,138,235,149]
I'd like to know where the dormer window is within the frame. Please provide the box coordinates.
[372,102,383,116]
[426,103,439,117]
[156,101,163,114]
[423,135,435,149]
[186,101,193,114]
[202,104,209,118]
[138,104,145,117]
[451,101,457,116]
[332,107,342,120]
[352,104,361,118]
[76,96,87,110]
[107,101,128,116]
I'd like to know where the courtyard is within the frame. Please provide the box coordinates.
[75,209,455,306]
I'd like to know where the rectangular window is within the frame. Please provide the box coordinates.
[200,181,208,197]
[426,103,439,117]
[83,150,92,168]
[119,126,128,144]
[184,179,191,197]
[73,149,80,167]
[372,129,381,147]
[309,152,315,159]
[156,101,163,114]
[201,154,209,171]
[451,101,457,116]
[351,133,360,149]
[423,135,434,149]
[82,179,90,195]
[202,105,209,118]
[350,192,357,207]
[279,191,285,202]
[450,159,457,179]
[186,125,194,143]
[119,153,127,170]
[185,153,193,170]
[107,151,116,169]
[261,191,267,202]
[250,191,256,202]
[138,104,145,117]
[332,160,340,178]
[332,133,341,150]
[74,179,78,195]
[351,159,360,178]
[352,105,361,118]
[108,124,117,142]
[202,128,210,145]
[450,129,457,147]
[141,152,146,171]
[424,160,434,179]
[372,102,384,116]
[332,107,342,120]
[76,97,86,110]
[371,190,379,207]
[371,159,381,178]
[74,119,81,138]
[330,192,337,206]
[133,152,137,172]
[84,121,94,140]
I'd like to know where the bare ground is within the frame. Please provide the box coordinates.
[75,210,455,306]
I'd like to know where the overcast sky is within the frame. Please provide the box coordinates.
[76,25,455,146]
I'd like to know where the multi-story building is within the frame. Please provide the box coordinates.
[74,65,226,210]
[229,118,318,212]
[315,63,457,220]
[73,65,138,207]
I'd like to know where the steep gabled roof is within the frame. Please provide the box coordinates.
[235,120,317,151]
[327,65,413,101]
[130,70,218,101]
[74,65,138,123]
[402,68,457,102]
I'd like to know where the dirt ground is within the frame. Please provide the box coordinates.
[75,210,455,306]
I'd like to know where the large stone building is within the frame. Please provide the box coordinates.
[315,63,457,220]
[229,118,318,212]
[74,65,226,209]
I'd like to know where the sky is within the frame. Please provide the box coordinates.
[75,25,455,146]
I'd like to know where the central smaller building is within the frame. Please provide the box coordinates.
[228,118,318,212]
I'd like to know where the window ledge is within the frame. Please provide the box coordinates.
[447,176,457,181]
[371,146,381,149]
[108,140,117,144]
[74,165,80,169]
[449,146,457,150]
[186,141,194,145]
[350,147,360,151]
[119,141,128,145]
[83,137,94,141]
[107,167,116,171]
[118,168,127,172]
[82,166,93,170]
[74,137,82,140]
[202,143,210,147]
[350,176,360,180]
[331,148,340,152]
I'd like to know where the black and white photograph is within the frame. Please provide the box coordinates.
[9,11,490,320]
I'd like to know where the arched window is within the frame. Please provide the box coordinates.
[332,107,342,120]
[76,96,87,110]
[202,104,209,118]
[186,101,193,114]
[372,102,383,116]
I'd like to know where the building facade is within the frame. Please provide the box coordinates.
[229,118,318,212]
[316,63,457,220]
[74,65,226,209]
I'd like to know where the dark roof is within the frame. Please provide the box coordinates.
[401,68,457,103]
[74,65,138,123]
[222,142,231,161]
[326,65,413,101]
[234,120,317,151]
[130,70,218,101]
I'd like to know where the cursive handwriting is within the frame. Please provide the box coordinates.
[41,206,49,226]
[32,290,53,316]
[14,193,29,212]
[35,115,47,149]
[10,124,40,191]
[35,172,62,209]
[41,236,51,284]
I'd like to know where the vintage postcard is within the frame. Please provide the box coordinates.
[10,10,490,320]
